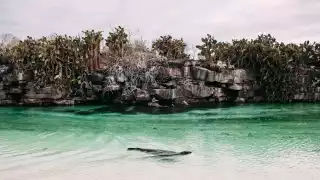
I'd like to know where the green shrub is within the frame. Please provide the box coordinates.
[105,26,129,57]
[196,33,320,101]
[152,35,189,59]
[3,30,103,92]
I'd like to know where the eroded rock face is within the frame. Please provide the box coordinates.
[239,85,255,99]
[212,88,226,99]
[233,69,254,83]
[0,59,318,106]
[104,85,121,92]
[0,100,14,105]
[21,98,44,105]
[183,66,191,78]
[192,67,209,81]
[0,61,268,106]
[235,97,246,103]
[92,85,103,92]
[148,101,162,107]
[24,86,64,100]
[116,72,127,83]
[153,89,176,100]
[0,91,6,100]
[8,88,22,94]
[54,100,75,105]
[206,69,254,84]
[17,71,33,82]
[206,70,233,83]
[167,67,183,78]
[88,72,105,85]
[182,82,214,98]
[134,88,150,101]
[174,82,227,104]
[3,73,18,85]
[105,76,116,85]
[0,65,11,76]
[229,84,243,91]
[315,93,320,100]
[162,80,177,89]
[294,93,319,101]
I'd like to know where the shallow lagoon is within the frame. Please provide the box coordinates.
[0,103,319,180]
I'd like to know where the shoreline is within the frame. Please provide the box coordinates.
[1,59,319,107]
[1,102,319,115]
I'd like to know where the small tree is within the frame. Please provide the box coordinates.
[196,34,218,61]
[82,30,104,71]
[152,35,189,59]
[105,26,129,57]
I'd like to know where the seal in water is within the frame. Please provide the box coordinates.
[127,148,192,157]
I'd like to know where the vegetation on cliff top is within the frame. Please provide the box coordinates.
[0,27,319,102]
[196,34,320,101]
[152,35,189,59]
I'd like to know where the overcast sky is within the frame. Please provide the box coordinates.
[1,0,320,49]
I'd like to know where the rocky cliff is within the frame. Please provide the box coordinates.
[0,59,319,106]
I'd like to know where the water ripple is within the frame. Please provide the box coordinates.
[0,104,320,180]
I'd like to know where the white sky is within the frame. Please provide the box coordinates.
[1,0,320,51]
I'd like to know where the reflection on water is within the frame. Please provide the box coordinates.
[0,103,320,180]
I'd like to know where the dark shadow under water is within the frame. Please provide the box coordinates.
[43,102,243,116]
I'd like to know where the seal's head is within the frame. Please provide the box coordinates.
[179,151,192,155]
[127,148,140,151]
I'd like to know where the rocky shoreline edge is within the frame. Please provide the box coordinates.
[1,59,319,107]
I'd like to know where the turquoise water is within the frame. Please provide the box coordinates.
[0,104,320,180]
